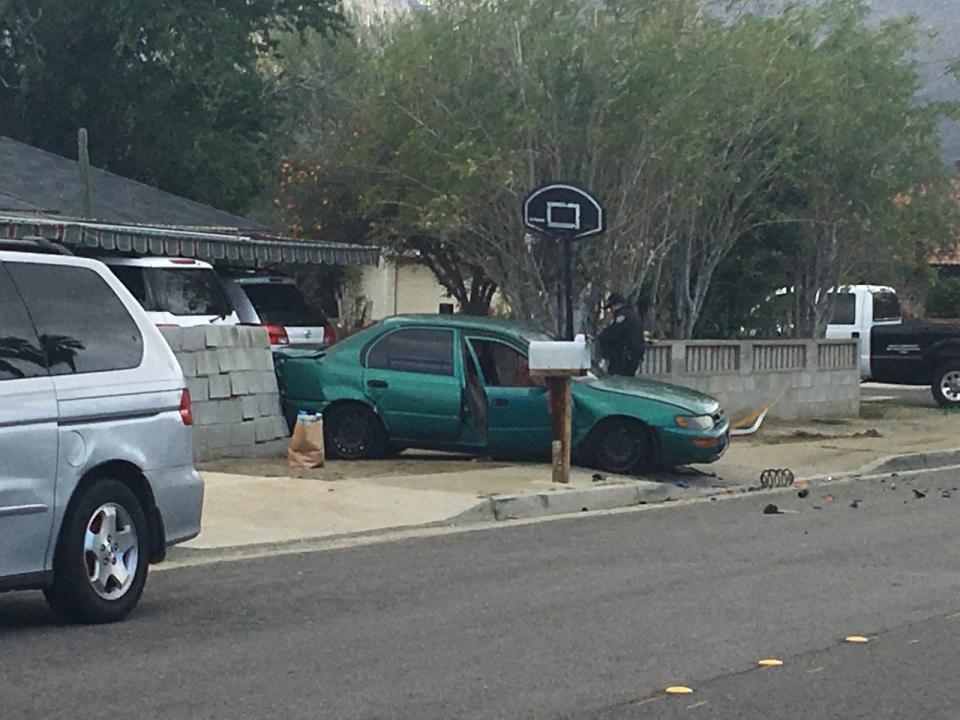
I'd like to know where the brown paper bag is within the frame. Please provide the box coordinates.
[287,415,325,469]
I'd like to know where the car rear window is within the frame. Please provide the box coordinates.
[147,268,232,316]
[0,265,48,381]
[8,263,144,375]
[240,283,327,326]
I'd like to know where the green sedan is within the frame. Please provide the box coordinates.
[274,315,730,474]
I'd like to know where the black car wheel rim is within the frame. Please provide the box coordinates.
[336,415,373,454]
[599,427,642,471]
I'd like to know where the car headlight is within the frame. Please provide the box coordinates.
[675,414,715,431]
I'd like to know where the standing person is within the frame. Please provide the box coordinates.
[598,292,645,376]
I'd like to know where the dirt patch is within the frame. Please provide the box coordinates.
[198,452,513,482]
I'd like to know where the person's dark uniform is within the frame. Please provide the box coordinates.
[598,293,645,376]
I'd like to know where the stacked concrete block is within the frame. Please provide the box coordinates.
[160,326,290,461]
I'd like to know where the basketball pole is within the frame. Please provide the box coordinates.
[562,236,575,341]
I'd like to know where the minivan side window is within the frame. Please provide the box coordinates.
[0,265,48,381]
[8,263,144,375]
[367,328,454,376]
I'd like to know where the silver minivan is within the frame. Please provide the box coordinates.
[0,243,203,623]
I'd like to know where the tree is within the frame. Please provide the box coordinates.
[0,0,344,213]
[273,0,956,336]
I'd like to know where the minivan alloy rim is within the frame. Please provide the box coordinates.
[941,371,960,402]
[84,503,139,600]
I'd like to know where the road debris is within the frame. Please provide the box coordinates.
[798,489,810,499]
[591,473,605,483]
[850,499,861,509]
[763,503,781,515]
[845,636,870,644]
[665,686,694,695]
[758,659,784,667]
[760,468,795,489]
[913,489,927,499]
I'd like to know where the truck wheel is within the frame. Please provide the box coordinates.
[932,364,960,407]
[44,479,149,624]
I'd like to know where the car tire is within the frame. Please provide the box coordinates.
[932,363,960,407]
[44,479,149,624]
[592,420,653,475]
[324,404,389,460]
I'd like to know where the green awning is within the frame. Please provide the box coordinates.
[0,215,380,267]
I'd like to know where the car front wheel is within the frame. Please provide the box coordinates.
[592,420,653,475]
[44,479,149,624]
[932,363,960,407]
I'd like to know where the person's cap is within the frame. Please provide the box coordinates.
[604,292,625,309]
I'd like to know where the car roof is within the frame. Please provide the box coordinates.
[101,256,215,270]
[0,249,111,271]
[380,314,551,341]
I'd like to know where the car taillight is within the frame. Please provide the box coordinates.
[324,323,337,345]
[265,324,289,345]
[180,388,193,425]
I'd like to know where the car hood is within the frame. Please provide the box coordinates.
[579,375,720,414]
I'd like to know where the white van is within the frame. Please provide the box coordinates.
[103,257,239,327]
[0,240,203,623]
[223,274,336,348]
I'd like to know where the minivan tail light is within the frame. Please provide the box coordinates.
[265,324,289,345]
[180,388,193,426]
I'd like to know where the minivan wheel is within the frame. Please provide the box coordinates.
[325,404,389,459]
[44,479,149,624]
[932,364,960,407]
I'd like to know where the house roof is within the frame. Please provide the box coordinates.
[0,135,380,266]
[0,134,265,229]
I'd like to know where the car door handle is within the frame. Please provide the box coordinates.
[492,398,509,406]
[367,379,388,389]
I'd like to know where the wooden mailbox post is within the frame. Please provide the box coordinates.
[529,335,591,484]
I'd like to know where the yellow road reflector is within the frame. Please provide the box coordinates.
[845,635,870,643]
[758,659,784,667]
[666,686,694,695]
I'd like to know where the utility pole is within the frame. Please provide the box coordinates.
[78,128,92,219]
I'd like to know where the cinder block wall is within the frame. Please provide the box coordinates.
[641,340,860,422]
[160,326,290,461]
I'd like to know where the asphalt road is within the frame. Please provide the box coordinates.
[3,468,960,719]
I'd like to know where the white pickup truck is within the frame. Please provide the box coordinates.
[824,285,960,406]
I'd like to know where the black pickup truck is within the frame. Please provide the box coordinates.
[870,324,960,406]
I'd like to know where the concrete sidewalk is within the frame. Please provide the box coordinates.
[181,402,960,554]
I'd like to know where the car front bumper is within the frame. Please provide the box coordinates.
[658,422,731,466]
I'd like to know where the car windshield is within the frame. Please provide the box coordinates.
[146,268,232,316]
[241,283,327,326]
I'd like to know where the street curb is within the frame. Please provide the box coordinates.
[449,480,719,524]
[855,447,960,476]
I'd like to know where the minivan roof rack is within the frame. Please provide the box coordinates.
[0,236,74,256]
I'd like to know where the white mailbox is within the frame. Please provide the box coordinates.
[528,334,591,373]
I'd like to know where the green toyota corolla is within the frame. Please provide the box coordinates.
[274,315,730,473]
